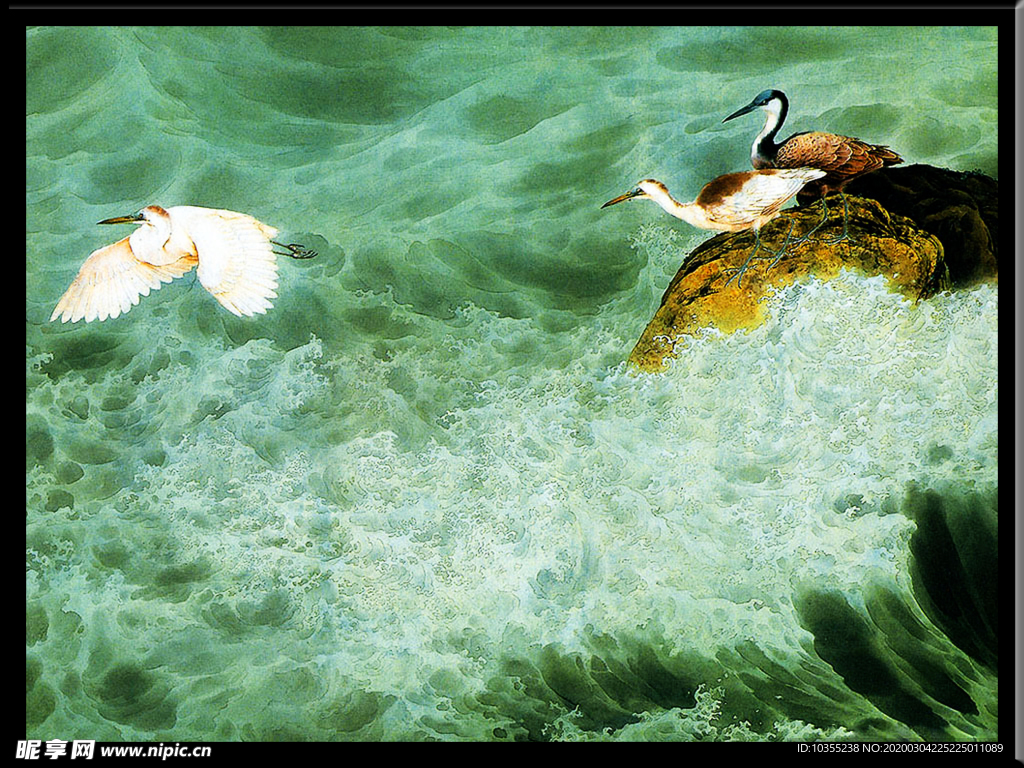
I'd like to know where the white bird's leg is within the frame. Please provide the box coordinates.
[722,217,799,288]
[762,218,799,272]
[272,240,318,259]
[722,228,766,289]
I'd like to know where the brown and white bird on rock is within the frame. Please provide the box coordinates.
[722,88,903,200]
[602,167,826,287]
[50,205,315,323]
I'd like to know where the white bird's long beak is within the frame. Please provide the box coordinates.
[97,212,144,225]
[601,188,644,208]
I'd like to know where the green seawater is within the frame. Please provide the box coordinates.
[26,26,999,742]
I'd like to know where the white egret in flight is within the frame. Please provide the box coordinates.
[50,205,315,323]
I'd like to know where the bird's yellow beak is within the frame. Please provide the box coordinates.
[601,188,643,208]
[97,212,144,225]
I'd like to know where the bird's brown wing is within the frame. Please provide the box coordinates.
[777,132,902,179]
[50,237,198,323]
[704,169,824,230]
[185,208,280,317]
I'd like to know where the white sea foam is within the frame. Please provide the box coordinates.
[27,26,998,741]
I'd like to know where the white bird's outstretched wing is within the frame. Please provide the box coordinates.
[181,207,281,317]
[50,237,198,323]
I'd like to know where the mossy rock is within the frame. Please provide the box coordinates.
[628,195,947,373]
[846,164,997,287]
